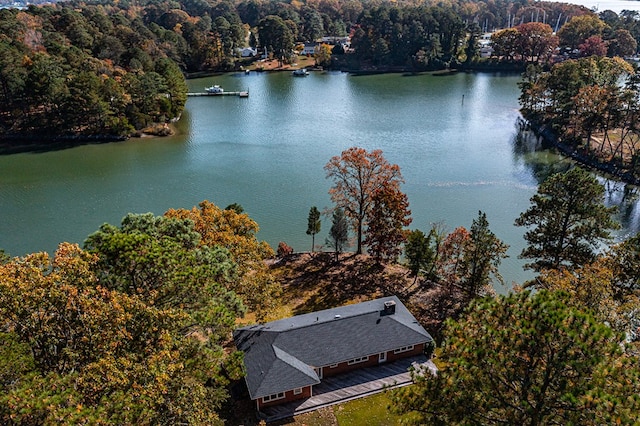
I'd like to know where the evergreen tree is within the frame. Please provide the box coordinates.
[463,211,509,297]
[327,208,349,262]
[392,290,640,425]
[306,206,321,253]
[515,167,619,273]
[405,226,442,284]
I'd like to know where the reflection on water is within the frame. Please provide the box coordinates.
[512,122,640,238]
[1,71,639,286]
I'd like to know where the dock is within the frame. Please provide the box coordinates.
[187,91,249,97]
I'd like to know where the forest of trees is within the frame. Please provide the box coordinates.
[519,56,640,183]
[3,0,638,146]
[0,201,281,424]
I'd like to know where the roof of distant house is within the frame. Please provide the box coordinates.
[233,295,432,399]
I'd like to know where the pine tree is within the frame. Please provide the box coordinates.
[327,208,349,262]
[515,167,619,272]
[306,206,321,253]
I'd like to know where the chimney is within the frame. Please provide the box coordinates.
[383,300,396,315]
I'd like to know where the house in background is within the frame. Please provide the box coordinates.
[239,47,257,57]
[300,43,319,56]
[233,296,433,411]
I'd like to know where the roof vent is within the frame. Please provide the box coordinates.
[383,300,396,315]
[334,314,341,319]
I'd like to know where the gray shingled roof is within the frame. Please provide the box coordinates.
[233,296,433,400]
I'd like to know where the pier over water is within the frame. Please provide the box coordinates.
[187,91,249,97]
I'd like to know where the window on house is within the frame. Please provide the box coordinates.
[293,388,303,395]
[347,356,369,365]
[329,363,339,368]
[393,345,415,354]
[262,392,285,403]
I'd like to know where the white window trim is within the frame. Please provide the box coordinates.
[347,355,369,365]
[329,363,339,368]
[262,392,285,403]
[293,388,303,395]
[393,345,415,354]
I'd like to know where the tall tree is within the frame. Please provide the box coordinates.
[405,228,438,283]
[364,186,412,263]
[165,200,280,321]
[392,290,640,425]
[324,147,403,254]
[558,14,607,50]
[463,211,509,297]
[257,15,294,60]
[515,167,619,272]
[327,208,349,262]
[306,206,321,253]
[83,213,245,332]
[515,22,558,64]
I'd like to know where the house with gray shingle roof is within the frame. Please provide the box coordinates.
[233,296,433,410]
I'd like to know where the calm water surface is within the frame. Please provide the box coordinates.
[1,71,639,287]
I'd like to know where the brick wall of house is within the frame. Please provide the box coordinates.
[256,342,428,409]
[322,342,425,378]
[386,343,425,362]
[322,354,379,377]
[256,385,312,409]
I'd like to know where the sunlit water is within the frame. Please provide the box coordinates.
[1,71,639,288]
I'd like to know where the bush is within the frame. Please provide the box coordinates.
[277,241,293,258]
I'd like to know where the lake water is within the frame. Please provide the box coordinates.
[1,71,639,287]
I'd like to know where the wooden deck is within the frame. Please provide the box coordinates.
[260,355,436,423]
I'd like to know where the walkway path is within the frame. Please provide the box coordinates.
[261,355,437,423]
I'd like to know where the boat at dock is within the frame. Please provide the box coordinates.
[205,85,224,93]
[292,68,309,76]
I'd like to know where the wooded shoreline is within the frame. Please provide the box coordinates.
[525,118,640,186]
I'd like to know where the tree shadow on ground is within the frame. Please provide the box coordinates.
[270,252,412,315]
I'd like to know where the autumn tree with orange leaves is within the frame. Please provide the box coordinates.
[165,200,281,321]
[365,186,412,263]
[325,147,405,255]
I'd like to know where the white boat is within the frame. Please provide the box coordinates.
[205,85,224,94]
[292,68,309,76]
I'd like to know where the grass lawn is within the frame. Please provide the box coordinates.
[333,391,404,426]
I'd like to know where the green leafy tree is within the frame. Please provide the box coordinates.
[558,14,608,50]
[327,208,349,262]
[405,230,432,280]
[515,167,619,272]
[392,290,640,425]
[84,213,245,336]
[258,15,294,60]
[165,200,280,321]
[404,226,442,284]
[306,206,321,252]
